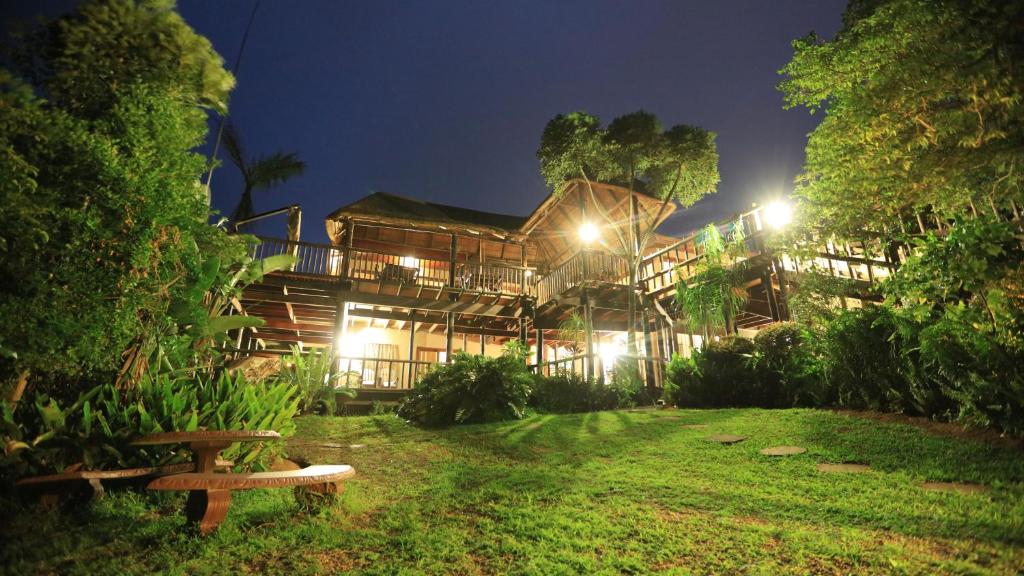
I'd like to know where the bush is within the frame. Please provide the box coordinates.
[0,1,237,390]
[276,346,357,416]
[751,323,823,407]
[530,372,619,413]
[665,337,761,408]
[817,306,921,413]
[1,371,299,485]
[398,342,533,427]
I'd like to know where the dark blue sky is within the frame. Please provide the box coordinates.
[5,1,847,243]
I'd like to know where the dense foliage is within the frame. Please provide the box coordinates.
[1,371,299,485]
[529,373,619,414]
[779,0,1023,237]
[276,346,357,416]
[769,0,1024,435]
[0,0,239,390]
[674,222,748,338]
[399,342,534,427]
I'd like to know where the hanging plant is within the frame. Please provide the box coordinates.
[674,220,748,340]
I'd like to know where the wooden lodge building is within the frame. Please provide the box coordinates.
[236,179,898,399]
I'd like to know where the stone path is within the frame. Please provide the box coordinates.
[760,446,806,456]
[921,481,989,494]
[706,434,747,444]
[816,463,871,473]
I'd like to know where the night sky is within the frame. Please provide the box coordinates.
[4,1,847,243]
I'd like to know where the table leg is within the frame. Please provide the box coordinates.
[185,489,231,535]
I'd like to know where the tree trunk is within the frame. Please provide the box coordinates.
[6,370,29,407]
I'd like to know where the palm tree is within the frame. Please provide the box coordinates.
[222,122,306,228]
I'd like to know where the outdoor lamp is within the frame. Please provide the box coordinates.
[579,222,599,243]
[763,201,792,230]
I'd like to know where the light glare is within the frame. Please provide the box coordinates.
[764,201,792,229]
[579,222,599,243]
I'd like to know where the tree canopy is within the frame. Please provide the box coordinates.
[222,122,306,226]
[538,111,719,212]
[0,0,241,387]
[779,0,1024,237]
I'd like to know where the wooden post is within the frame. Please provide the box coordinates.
[763,268,780,322]
[343,219,355,279]
[445,312,454,362]
[582,289,594,380]
[519,316,528,347]
[641,313,656,389]
[535,327,544,375]
[448,234,458,289]
[772,257,791,321]
[407,313,417,387]
[479,328,485,356]
[332,295,350,376]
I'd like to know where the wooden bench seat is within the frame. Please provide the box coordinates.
[147,464,355,534]
[16,463,194,508]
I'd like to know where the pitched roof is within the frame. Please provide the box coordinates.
[326,192,528,235]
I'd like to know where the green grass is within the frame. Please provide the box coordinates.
[3,408,1024,575]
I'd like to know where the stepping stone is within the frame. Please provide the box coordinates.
[349,444,367,449]
[681,424,707,429]
[921,481,989,494]
[817,463,871,474]
[706,434,747,445]
[760,446,806,456]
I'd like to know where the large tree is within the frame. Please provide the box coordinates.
[537,111,719,365]
[0,0,239,392]
[779,0,1023,237]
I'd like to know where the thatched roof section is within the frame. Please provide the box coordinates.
[324,180,679,268]
[326,192,527,242]
[520,180,678,267]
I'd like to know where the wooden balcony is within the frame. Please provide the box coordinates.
[250,236,535,298]
[535,250,630,305]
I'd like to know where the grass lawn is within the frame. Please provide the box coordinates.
[2,408,1023,575]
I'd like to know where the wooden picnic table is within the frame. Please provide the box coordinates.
[131,430,281,473]
[131,429,353,534]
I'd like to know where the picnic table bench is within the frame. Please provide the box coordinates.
[15,462,194,508]
[132,430,354,534]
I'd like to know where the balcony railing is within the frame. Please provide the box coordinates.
[336,356,437,390]
[251,236,534,296]
[535,250,629,305]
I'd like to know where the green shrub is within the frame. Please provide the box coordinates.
[276,346,357,416]
[530,373,619,413]
[817,306,925,413]
[1,371,299,484]
[668,337,760,408]
[884,217,1024,434]
[751,323,824,407]
[0,0,237,390]
[398,342,533,427]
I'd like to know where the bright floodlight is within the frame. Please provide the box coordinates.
[579,222,599,243]
[764,201,792,229]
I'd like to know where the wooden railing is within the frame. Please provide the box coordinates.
[638,206,902,296]
[335,356,437,390]
[639,209,764,295]
[250,236,344,278]
[458,262,533,295]
[251,236,534,296]
[532,353,662,385]
[346,248,449,288]
[535,250,629,305]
